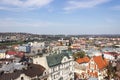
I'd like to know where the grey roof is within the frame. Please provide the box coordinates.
[0,50,6,53]
[46,52,70,67]
[0,63,26,72]
[61,50,73,56]
[102,47,120,52]
[86,49,100,55]
[88,77,98,80]
[102,47,115,52]
[0,64,45,80]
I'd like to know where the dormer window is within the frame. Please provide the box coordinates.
[64,58,66,61]
[43,70,48,76]
[21,77,24,80]
[61,56,68,63]
[44,72,46,75]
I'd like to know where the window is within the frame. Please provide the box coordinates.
[21,77,24,80]
[70,78,73,80]
[44,72,47,75]
[60,65,62,69]
[44,78,47,80]
[53,68,55,72]
[64,58,66,61]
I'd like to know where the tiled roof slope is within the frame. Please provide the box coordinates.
[46,53,70,67]
[76,57,90,64]
[23,64,45,77]
[0,64,45,80]
[93,56,108,70]
[116,60,120,78]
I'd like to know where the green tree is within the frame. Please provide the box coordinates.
[106,61,116,80]
[73,51,86,60]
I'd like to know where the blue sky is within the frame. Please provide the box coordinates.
[0,0,120,34]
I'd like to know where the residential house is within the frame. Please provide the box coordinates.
[86,56,108,80]
[6,50,25,58]
[74,57,90,79]
[29,42,45,54]
[86,49,101,57]
[18,46,31,53]
[115,59,120,80]
[51,46,68,54]
[70,43,81,50]
[0,63,47,80]
[103,52,117,60]
[0,50,6,59]
[0,58,13,64]
[75,56,108,80]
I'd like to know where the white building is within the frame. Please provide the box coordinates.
[0,50,6,59]
[29,42,45,48]
[0,53,6,59]
[0,63,47,80]
[32,52,74,80]
[52,46,68,54]
[28,42,45,54]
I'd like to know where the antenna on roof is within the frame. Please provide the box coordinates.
[102,53,104,59]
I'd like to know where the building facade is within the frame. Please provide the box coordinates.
[32,52,74,80]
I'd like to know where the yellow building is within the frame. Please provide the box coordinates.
[0,53,6,59]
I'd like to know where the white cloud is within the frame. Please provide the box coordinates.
[0,19,49,28]
[104,18,115,24]
[0,6,36,11]
[0,6,20,11]
[111,5,120,10]
[0,6,11,11]
[0,0,53,10]
[0,18,64,28]
[64,0,110,11]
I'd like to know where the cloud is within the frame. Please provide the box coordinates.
[0,0,53,11]
[105,18,115,23]
[0,18,67,28]
[0,6,21,11]
[0,19,49,28]
[64,0,110,11]
[0,18,82,34]
[111,5,120,10]
[0,6,36,12]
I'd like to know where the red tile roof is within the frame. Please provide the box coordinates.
[6,51,17,55]
[15,52,24,57]
[93,56,108,70]
[104,52,120,56]
[76,57,90,64]
[6,50,24,57]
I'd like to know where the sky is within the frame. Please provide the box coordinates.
[0,0,120,35]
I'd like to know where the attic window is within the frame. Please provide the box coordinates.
[21,77,24,80]
[44,71,47,75]
[44,78,47,80]
[0,66,2,68]
[0,71,4,75]
[14,69,17,72]
[44,72,46,74]
[64,58,66,61]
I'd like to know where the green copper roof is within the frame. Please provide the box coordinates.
[46,53,70,67]
[61,50,73,56]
